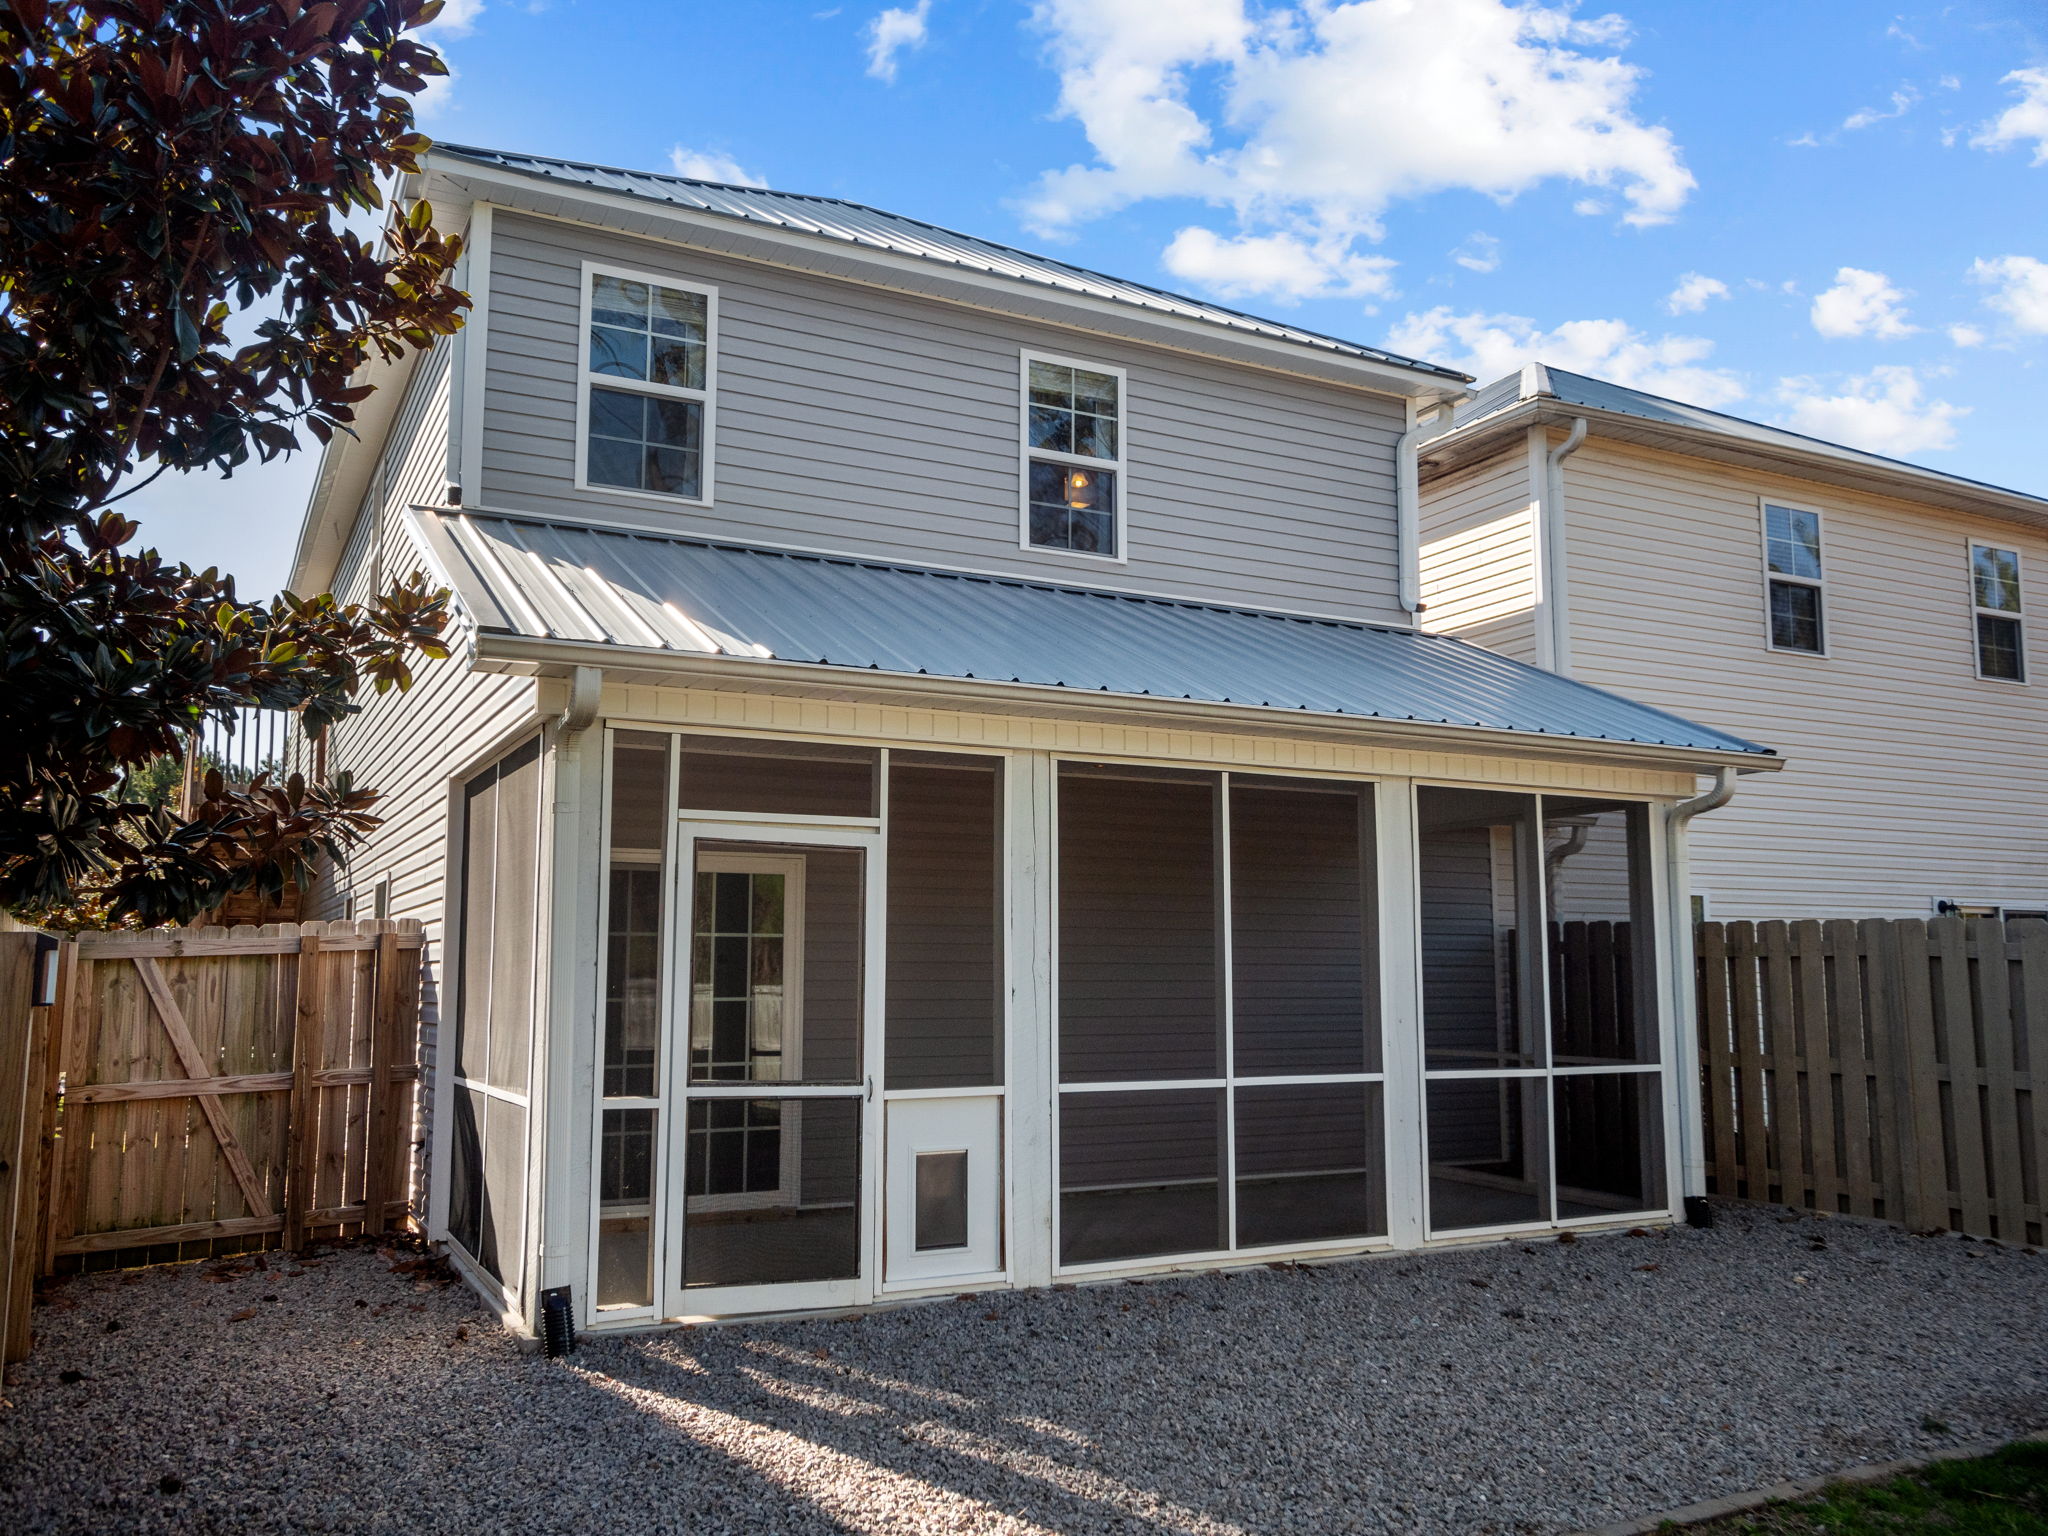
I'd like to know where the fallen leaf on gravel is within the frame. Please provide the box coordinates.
[227,1308,257,1322]
[1629,1227,1650,1237]
[104,1320,122,1333]
[158,1475,183,1495]
[1467,1279,1490,1289]
[812,1347,830,1360]
[982,1310,1001,1321]
[1636,1264,1660,1273]
[1555,1231,1577,1246]
[59,1369,84,1384]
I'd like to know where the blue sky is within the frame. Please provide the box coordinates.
[134,0,2048,594]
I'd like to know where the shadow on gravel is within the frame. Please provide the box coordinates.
[4,1207,2048,1535]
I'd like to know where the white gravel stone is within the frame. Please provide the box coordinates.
[2,1205,2044,1534]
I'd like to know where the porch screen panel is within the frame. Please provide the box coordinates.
[1426,1077,1549,1231]
[1059,1090,1223,1265]
[886,756,1003,1089]
[596,731,673,1312]
[1553,1073,1664,1218]
[1230,780,1377,1076]
[450,735,543,1297]
[1234,1082,1385,1247]
[1544,800,1657,1066]
[683,1099,862,1288]
[677,736,878,818]
[1057,768,1222,1082]
[487,740,541,1092]
[1417,788,1543,1071]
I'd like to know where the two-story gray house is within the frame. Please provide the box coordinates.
[289,145,1775,1335]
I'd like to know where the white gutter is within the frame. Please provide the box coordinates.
[1396,399,1459,615]
[1666,765,1736,1214]
[1542,417,1588,673]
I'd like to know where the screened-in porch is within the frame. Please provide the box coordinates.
[429,721,1693,1327]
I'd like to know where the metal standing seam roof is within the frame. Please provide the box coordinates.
[413,510,1772,759]
[430,144,1471,386]
[1454,364,2048,512]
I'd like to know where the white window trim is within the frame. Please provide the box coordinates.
[573,260,718,509]
[1017,349,1130,566]
[1968,538,2028,685]
[1759,496,1829,658]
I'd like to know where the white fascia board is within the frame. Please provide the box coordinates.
[287,343,424,593]
[421,157,1470,406]
[466,630,1786,778]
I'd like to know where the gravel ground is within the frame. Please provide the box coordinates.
[3,1204,2045,1535]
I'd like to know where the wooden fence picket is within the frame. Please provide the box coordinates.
[1700,916,2048,1245]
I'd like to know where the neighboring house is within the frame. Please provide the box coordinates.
[288,146,1776,1336]
[1418,364,2048,923]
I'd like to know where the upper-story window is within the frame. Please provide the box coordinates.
[1972,542,2026,682]
[1022,353,1125,560]
[1762,501,1825,654]
[579,264,716,504]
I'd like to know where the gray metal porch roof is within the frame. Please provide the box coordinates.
[414,510,1772,759]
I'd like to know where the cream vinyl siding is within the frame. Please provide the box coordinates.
[1415,448,1540,660]
[477,212,1409,622]
[315,339,541,1188]
[1557,436,2048,918]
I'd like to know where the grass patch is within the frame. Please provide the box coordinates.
[1682,1442,2048,1533]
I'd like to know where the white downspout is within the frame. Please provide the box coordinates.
[1667,766,1736,1216]
[1542,417,1588,674]
[1396,398,1457,617]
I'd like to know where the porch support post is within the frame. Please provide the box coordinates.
[1375,777,1427,1248]
[1659,802,1708,1202]
[535,709,607,1319]
[1005,749,1057,1289]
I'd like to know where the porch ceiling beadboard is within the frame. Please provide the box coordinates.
[415,509,1773,758]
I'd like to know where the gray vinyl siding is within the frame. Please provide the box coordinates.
[315,338,542,1230]
[478,211,1409,622]
[1557,437,2048,919]
[1416,447,1540,659]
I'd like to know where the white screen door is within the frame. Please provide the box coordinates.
[661,822,882,1317]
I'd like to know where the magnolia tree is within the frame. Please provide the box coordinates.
[0,0,469,925]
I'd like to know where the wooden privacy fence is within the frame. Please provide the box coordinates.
[1700,916,2048,1245]
[37,920,425,1271]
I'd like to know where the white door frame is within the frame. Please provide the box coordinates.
[660,819,885,1320]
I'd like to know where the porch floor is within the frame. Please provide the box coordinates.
[6,1205,2047,1534]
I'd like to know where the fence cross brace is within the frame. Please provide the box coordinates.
[131,957,273,1220]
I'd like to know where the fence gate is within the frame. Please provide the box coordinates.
[39,920,424,1269]
[1699,916,2048,1246]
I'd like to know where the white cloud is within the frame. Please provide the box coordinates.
[1024,0,1693,303]
[667,146,767,187]
[1971,253,2048,333]
[1451,233,1501,273]
[1972,67,2048,164]
[1842,86,1918,131]
[1161,228,1395,302]
[1809,266,1917,339]
[411,0,485,118]
[1948,323,1987,347]
[1383,306,1744,405]
[865,0,931,83]
[1664,272,1728,314]
[1776,366,1966,454]
[420,0,484,38]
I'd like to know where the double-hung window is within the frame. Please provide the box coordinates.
[1022,353,1125,559]
[1972,542,2026,682]
[1763,502,1825,654]
[580,264,715,503]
